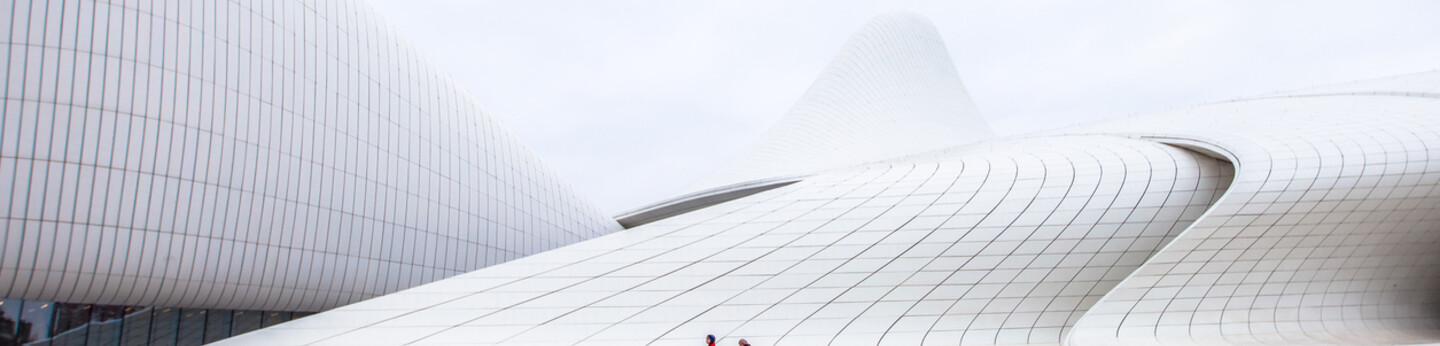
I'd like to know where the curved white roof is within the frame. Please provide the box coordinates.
[219,11,1440,346]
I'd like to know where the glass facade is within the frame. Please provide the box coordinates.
[0,299,309,346]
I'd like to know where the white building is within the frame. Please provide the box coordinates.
[2,1,1438,346]
[0,0,618,344]
[226,10,1440,346]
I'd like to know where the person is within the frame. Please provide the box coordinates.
[706,334,717,346]
[738,338,751,346]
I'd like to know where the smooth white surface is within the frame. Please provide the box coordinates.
[223,15,1440,345]
[1064,76,1440,345]
[222,135,1233,345]
[0,0,620,311]
[4,2,1439,345]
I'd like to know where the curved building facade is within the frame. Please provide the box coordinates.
[3,2,1439,346]
[228,135,1237,345]
[1065,73,1440,345]
[0,0,620,337]
[220,11,1440,346]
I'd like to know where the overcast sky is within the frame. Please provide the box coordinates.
[366,1,1440,215]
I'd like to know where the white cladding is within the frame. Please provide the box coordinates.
[1064,73,1440,345]
[216,10,1440,346]
[0,0,620,312]
[223,136,1234,345]
[5,2,1440,346]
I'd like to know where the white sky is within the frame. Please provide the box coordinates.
[366,0,1440,215]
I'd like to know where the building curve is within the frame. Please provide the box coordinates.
[1066,79,1440,345]
[0,0,620,314]
[222,14,1440,346]
[2,3,1438,346]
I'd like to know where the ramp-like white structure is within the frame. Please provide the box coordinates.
[3,2,1439,345]
[219,12,1440,346]
[1064,72,1440,345]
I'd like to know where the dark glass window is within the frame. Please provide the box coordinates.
[49,303,92,338]
[229,311,263,336]
[148,308,179,346]
[86,305,127,346]
[1,299,22,345]
[261,311,292,328]
[202,309,233,344]
[175,309,206,346]
[120,308,152,346]
[0,300,306,345]
[18,301,54,343]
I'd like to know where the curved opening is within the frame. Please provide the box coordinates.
[614,176,805,229]
[1065,137,1241,343]
[1140,136,1237,165]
